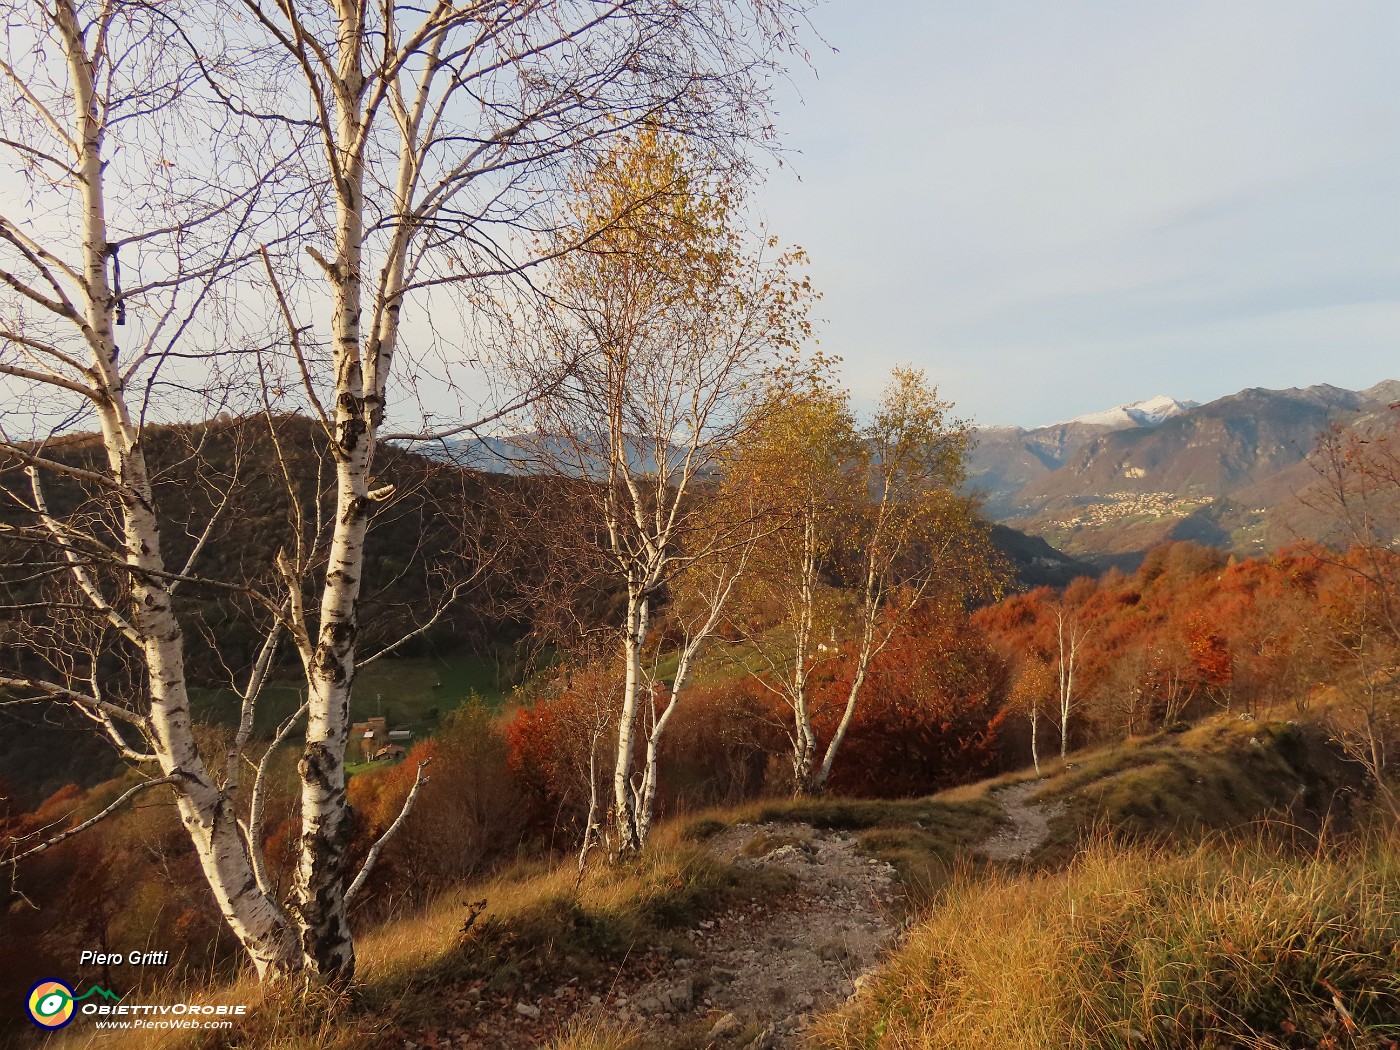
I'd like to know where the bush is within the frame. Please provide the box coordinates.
[348,698,527,913]
[816,605,1008,797]
[504,664,621,847]
[659,675,776,810]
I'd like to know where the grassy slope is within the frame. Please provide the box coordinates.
[817,718,1394,1050]
[56,716,1377,1050]
[189,650,507,738]
[1025,716,1363,856]
[820,835,1400,1049]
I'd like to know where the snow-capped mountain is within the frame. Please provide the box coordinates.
[1063,395,1198,429]
[968,380,1400,567]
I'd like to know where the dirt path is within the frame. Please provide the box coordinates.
[422,822,900,1050]
[421,794,1073,1050]
[615,822,900,1048]
[979,781,1064,861]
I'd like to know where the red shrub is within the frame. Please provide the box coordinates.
[504,663,621,844]
[817,605,1008,797]
[659,675,779,810]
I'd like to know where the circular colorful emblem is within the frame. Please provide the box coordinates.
[27,980,75,1029]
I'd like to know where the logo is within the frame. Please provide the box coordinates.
[27,980,75,1029]
[26,980,121,1029]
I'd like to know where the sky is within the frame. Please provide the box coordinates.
[754,0,1400,428]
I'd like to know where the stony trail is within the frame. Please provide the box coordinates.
[418,821,902,1050]
[620,822,900,1048]
[408,801,1062,1049]
[979,780,1065,861]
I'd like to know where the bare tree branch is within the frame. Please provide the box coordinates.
[344,757,431,907]
[3,776,179,869]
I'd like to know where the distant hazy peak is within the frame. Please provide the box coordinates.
[1061,395,1198,429]
[1361,379,1400,403]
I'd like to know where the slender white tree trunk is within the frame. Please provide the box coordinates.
[290,36,370,979]
[1030,701,1040,774]
[813,634,873,793]
[55,0,300,978]
[577,723,606,878]
[790,515,821,794]
[612,587,650,852]
[813,553,883,792]
[635,703,667,847]
[634,602,725,845]
[1057,610,1077,760]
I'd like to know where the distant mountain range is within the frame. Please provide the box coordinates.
[970,380,1400,568]
[416,436,1093,588]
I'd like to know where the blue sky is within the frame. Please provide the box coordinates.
[756,0,1400,427]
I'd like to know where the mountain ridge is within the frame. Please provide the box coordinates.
[969,379,1400,566]
[1057,394,1198,429]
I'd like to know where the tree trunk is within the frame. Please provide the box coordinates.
[612,589,650,853]
[790,702,820,795]
[813,648,870,793]
[57,0,300,979]
[1030,703,1040,775]
[290,33,369,982]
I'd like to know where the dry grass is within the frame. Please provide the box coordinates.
[59,841,789,1050]
[544,1019,644,1050]
[816,832,1400,1049]
[1027,718,1365,857]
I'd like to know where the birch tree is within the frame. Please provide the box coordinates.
[0,0,812,984]
[530,129,811,853]
[720,358,857,793]
[1009,659,1054,774]
[1053,602,1089,759]
[0,0,309,980]
[812,368,993,793]
[728,365,996,794]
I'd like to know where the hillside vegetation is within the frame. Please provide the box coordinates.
[50,714,1384,1050]
[820,835,1400,1050]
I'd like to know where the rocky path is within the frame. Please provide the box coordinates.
[414,822,900,1050]
[620,822,900,1048]
[409,797,1069,1049]
[979,780,1064,861]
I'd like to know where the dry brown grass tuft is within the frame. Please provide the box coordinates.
[544,1018,644,1050]
[817,831,1400,1049]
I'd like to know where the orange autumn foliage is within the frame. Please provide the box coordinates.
[814,604,1008,797]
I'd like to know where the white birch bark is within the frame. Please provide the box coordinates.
[633,547,747,845]
[285,3,371,975]
[0,0,302,979]
[612,585,653,852]
[1030,700,1041,774]
[1056,606,1084,760]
